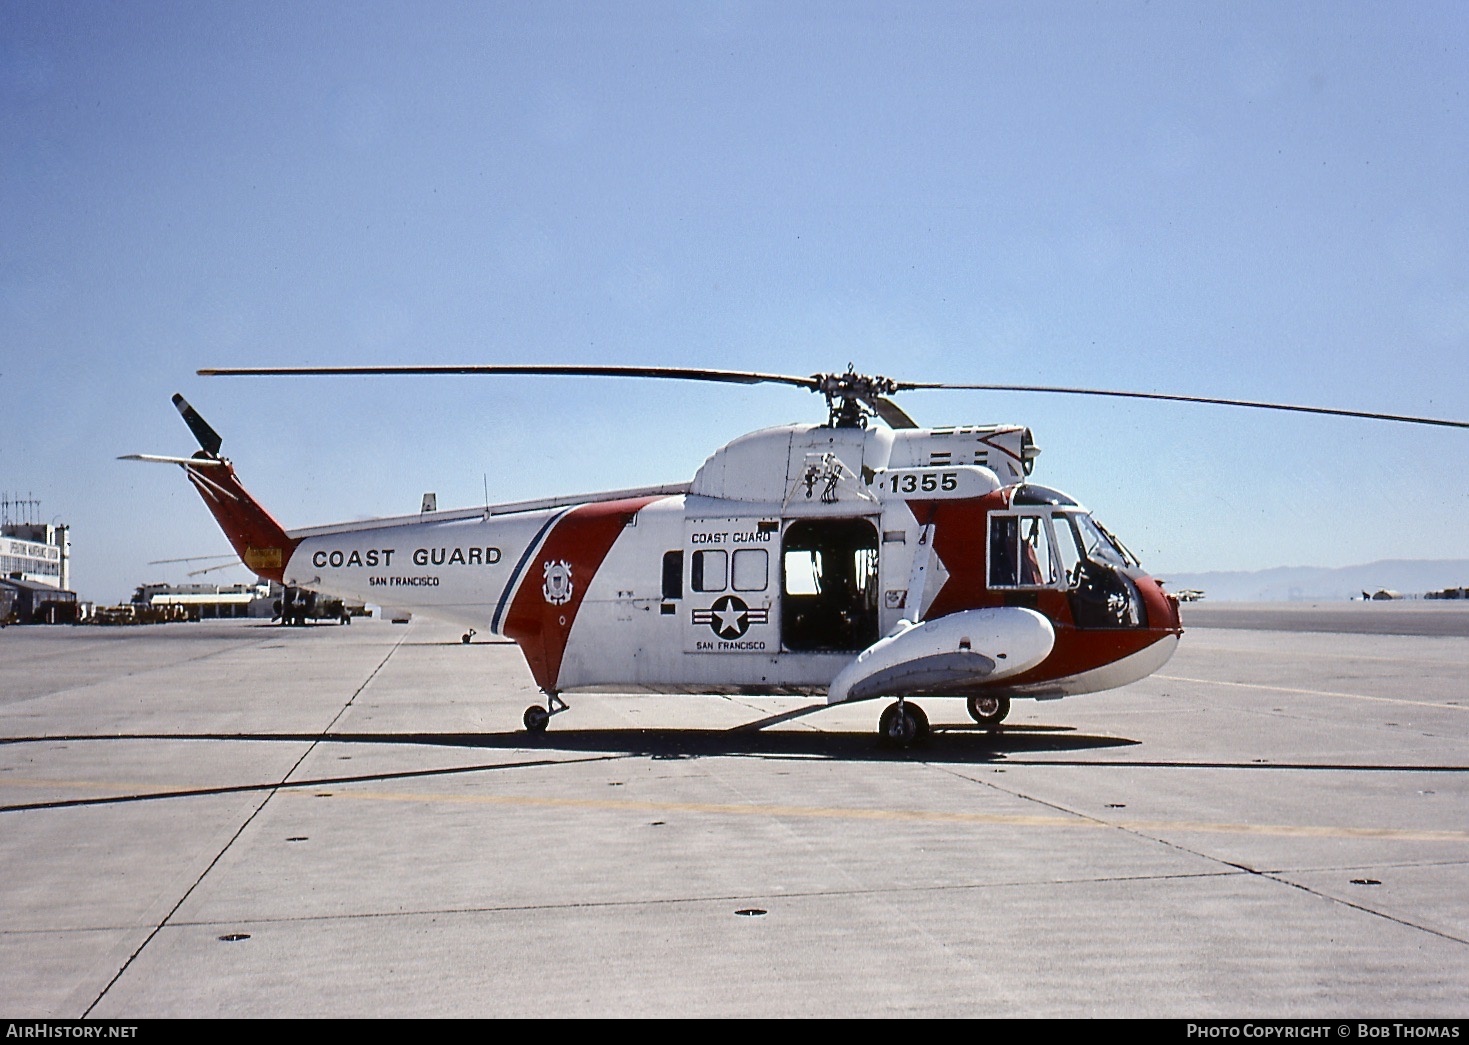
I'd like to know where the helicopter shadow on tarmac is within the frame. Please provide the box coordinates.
[474,720,1138,763]
[0,725,1141,815]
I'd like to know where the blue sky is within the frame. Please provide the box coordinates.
[3,1,1467,603]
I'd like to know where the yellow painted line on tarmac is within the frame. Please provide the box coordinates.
[1154,674,1467,711]
[8,775,1466,843]
[310,788,1469,843]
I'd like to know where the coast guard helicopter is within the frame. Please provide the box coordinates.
[125,365,1469,746]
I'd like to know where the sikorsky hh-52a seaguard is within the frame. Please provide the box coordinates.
[124,365,1469,746]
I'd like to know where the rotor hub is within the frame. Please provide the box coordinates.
[810,367,899,427]
[811,369,898,399]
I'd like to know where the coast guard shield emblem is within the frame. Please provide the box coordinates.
[542,559,573,605]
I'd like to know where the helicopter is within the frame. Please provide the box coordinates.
[125,365,1469,747]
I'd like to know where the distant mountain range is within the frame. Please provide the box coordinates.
[1157,560,1469,602]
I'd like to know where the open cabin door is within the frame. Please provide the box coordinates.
[780,516,881,652]
[682,515,780,653]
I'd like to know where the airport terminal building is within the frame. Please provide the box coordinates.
[1,520,77,624]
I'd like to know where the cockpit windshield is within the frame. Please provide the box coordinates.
[987,506,1147,628]
[1055,512,1145,627]
[1071,513,1132,569]
[989,510,1137,587]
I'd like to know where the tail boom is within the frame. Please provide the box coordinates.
[183,454,296,584]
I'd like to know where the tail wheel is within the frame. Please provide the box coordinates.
[878,700,929,748]
[966,694,1011,727]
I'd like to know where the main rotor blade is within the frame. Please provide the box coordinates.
[198,363,822,390]
[864,395,920,429]
[148,553,244,565]
[938,384,1469,431]
[195,364,1468,430]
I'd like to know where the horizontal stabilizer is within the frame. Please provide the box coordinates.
[118,453,228,467]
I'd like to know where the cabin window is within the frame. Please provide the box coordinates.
[732,548,768,592]
[691,549,728,593]
[661,551,683,599]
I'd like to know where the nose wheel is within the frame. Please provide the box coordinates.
[878,699,929,748]
[966,694,1011,727]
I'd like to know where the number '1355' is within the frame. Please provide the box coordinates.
[888,472,958,494]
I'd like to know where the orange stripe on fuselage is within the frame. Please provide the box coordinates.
[500,496,661,692]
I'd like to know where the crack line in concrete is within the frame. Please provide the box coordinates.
[930,761,1469,950]
[82,627,412,1017]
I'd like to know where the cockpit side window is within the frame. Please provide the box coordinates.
[1052,513,1084,585]
[989,516,1019,587]
[987,511,1059,589]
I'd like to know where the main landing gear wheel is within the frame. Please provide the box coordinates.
[878,700,929,748]
[967,694,1011,727]
[522,693,568,734]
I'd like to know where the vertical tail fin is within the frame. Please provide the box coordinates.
[171,396,297,584]
[171,393,223,456]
